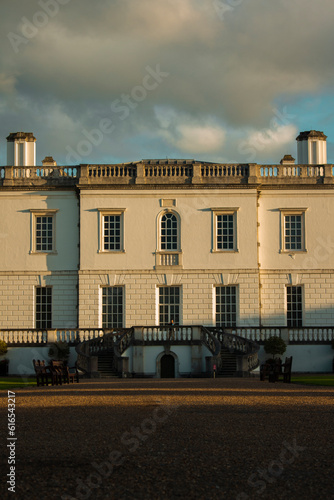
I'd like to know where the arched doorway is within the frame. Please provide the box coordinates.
[160,354,175,378]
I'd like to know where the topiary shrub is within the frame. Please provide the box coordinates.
[48,341,70,361]
[264,336,286,360]
[0,340,8,356]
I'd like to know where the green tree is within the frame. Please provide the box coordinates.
[0,340,8,356]
[264,336,286,360]
[48,341,70,361]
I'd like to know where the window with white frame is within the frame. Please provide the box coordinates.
[30,210,58,254]
[160,212,179,250]
[35,287,52,329]
[98,209,125,252]
[216,286,237,327]
[102,286,124,328]
[159,286,180,325]
[280,209,307,252]
[287,286,302,327]
[211,208,238,252]
[156,210,182,267]
[36,215,53,251]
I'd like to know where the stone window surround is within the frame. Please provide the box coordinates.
[97,208,126,254]
[100,285,124,329]
[286,284,303,327]
[155,209,183,269]
[214,284,238,327]
[211,207,239,253]
[29,209,58,255]
[279,208,308,254]
[156,285,182,325]
[35,285,52,329]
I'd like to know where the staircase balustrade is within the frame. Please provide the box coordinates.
[207,327,260,373]
[75,328,132,375]
[201,327,221,356]
[141,326,193,343]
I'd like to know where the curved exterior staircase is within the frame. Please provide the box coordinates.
[75,325,259,378]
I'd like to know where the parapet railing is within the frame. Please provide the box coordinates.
[140,325,194,343]
[2,162,334,187]
[288,328,334,343]
[1,326,332,347]
[144,165,193,178]
[88,165,136,178]
[201,164,248,178]
[259,165,328,178]
[0,166,78,180]
[227,327,334,344]
[0,328,105,345]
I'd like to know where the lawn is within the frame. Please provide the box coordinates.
[0,377,37,391]
[291,374,334,387]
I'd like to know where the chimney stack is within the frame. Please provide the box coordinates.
[6,132,36,166]
[42,156,57,167]
[296,130,327,165]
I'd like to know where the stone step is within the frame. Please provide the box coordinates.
[97,351,118,377]
[218,348,237,377]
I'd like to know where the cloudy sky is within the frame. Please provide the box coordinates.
[1,0,334,166]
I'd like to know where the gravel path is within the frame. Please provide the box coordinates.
[1,378,334,500]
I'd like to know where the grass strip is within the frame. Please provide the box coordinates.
[0,377,37,390]
[292,374,334,387]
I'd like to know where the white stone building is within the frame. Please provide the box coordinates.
[0,130,333,377]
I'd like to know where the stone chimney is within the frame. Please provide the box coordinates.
[280,154,295,165]
[42,156,57,167]
[6,132,36,166]
[296,130,327,164]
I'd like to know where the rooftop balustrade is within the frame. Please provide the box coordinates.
[1,161,334,188]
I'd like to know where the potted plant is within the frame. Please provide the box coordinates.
[0,340,9,376]
[48,341,70,362]
[262,336,287,382]
[264,335,287,362]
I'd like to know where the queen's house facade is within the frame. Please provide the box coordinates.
[1,130,333,377]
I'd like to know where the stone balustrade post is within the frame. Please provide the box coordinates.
[47,330,57,343]
[78,164,89,184]
[135,162,146,184]
[134,327,143,341]
[280,328,289,344]
[191,162,202,184]
[3,166,14,186]
[323,164,334,184]
[247,164,259,184]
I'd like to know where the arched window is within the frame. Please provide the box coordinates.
[156,210,182,268]
[160,212,179,251]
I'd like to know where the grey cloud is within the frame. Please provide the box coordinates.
[0,0,334,164]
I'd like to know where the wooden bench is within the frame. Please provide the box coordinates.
[33,359,51,387]
[260,356,293,383]
[50,360,79,384]
[280,356,293,383]
[49,360,64,385]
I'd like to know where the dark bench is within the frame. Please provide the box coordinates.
[33,359,51,386]
[260,356,293,383]
[50,360,79,384]
[281,356,293,383]
[33,359,79,386]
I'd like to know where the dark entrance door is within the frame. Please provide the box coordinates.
[161,354,175,378]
